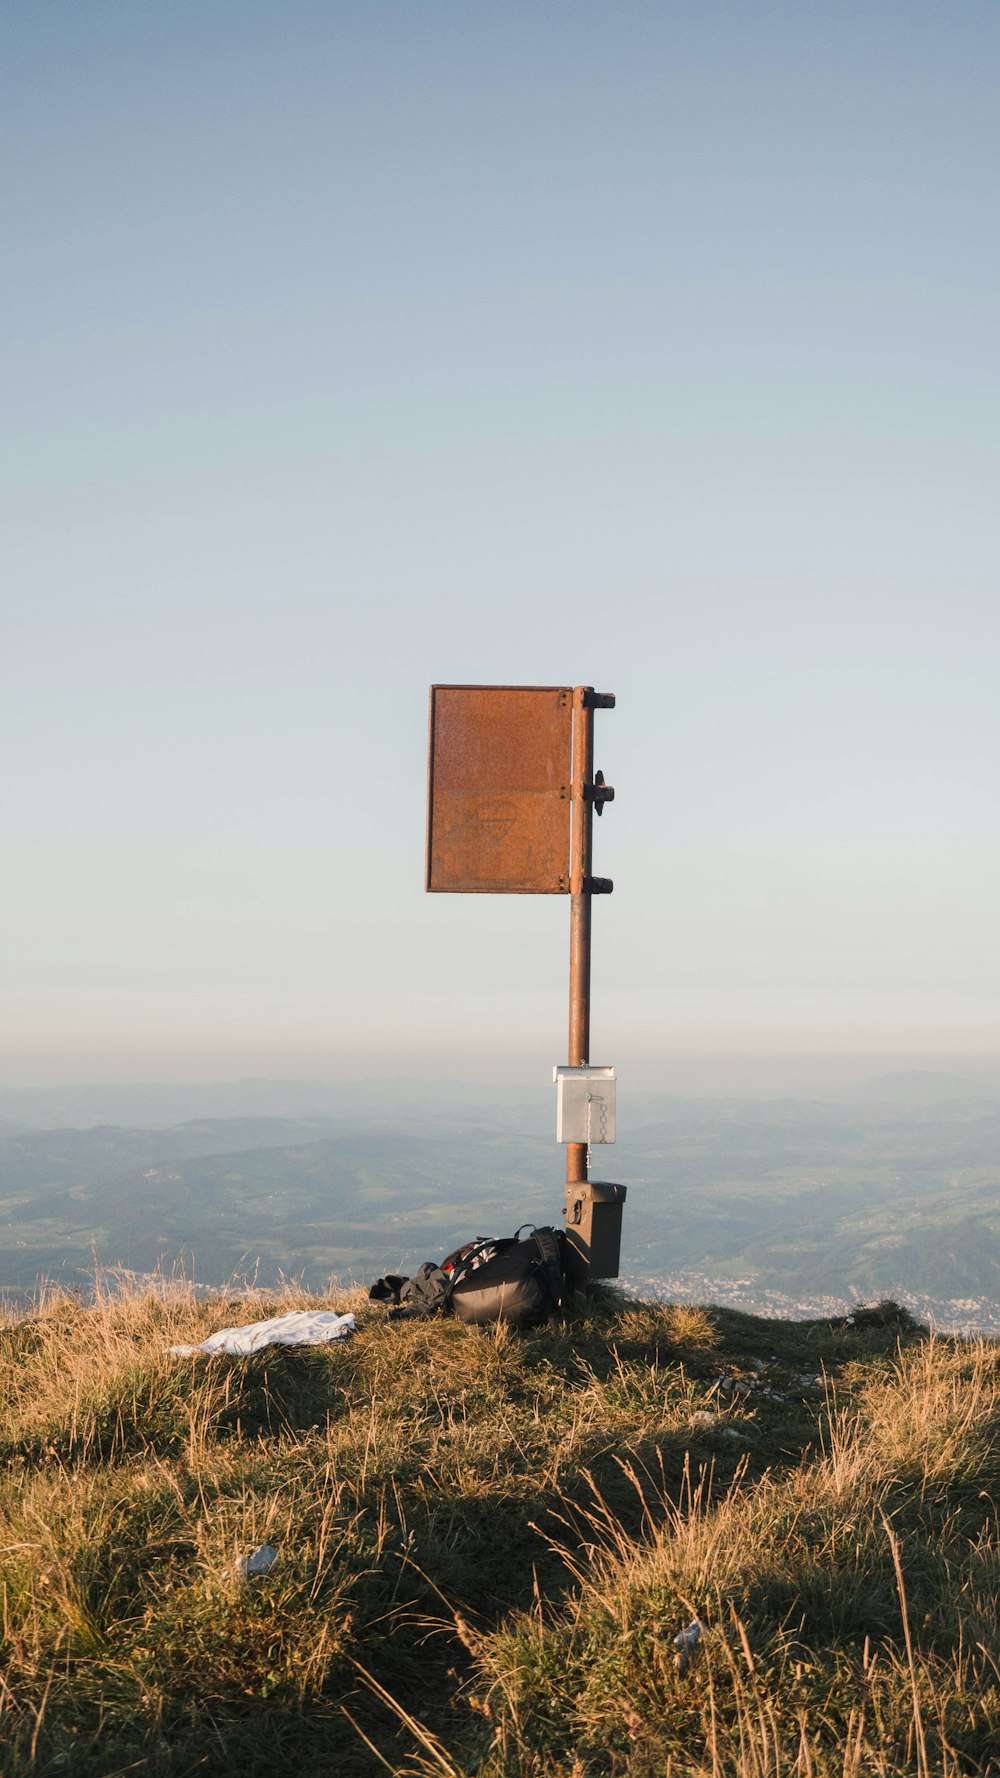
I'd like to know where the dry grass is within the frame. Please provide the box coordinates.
[1,1283,996,1775]
[459,1334,1000,1777]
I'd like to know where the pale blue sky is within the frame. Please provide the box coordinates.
[2,2,998,1086]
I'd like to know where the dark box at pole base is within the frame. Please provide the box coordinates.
[565,1181,627,1281]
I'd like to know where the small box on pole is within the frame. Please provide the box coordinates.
[553,1065,616,1145]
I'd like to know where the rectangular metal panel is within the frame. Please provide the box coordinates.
[427,685,572,893]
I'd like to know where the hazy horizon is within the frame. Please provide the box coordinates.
[5,1048,1000,1107]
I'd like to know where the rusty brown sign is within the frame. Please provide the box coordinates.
[426,685,573,892]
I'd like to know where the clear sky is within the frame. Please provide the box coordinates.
[3,1,998,1089]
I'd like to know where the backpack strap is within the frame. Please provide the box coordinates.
[445,1236,516,1287]
[529,1226,566,1314]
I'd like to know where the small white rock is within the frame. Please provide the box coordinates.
[673,1617,706,1675]
[235,1543,279,1580]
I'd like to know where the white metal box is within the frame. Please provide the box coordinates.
[553,1065,616,1145]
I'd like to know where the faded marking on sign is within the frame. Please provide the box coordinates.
[475,800,518,842]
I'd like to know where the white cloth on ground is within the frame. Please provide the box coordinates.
[169,1309,356,1357]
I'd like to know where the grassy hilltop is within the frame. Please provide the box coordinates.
[2,1285,999,1776]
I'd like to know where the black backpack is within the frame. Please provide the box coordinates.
[370,1225,566,1328]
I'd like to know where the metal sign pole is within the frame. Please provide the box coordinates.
[563,686,618,1279]
[426,680,622,1284]
[566,686,595,1197]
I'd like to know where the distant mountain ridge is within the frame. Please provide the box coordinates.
[0,1076,526,1132]
[854,1068,1000,1106]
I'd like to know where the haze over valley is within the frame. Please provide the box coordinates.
[4,1065,1000,1334]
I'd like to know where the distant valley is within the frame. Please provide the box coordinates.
[2,1072,1000,1331]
